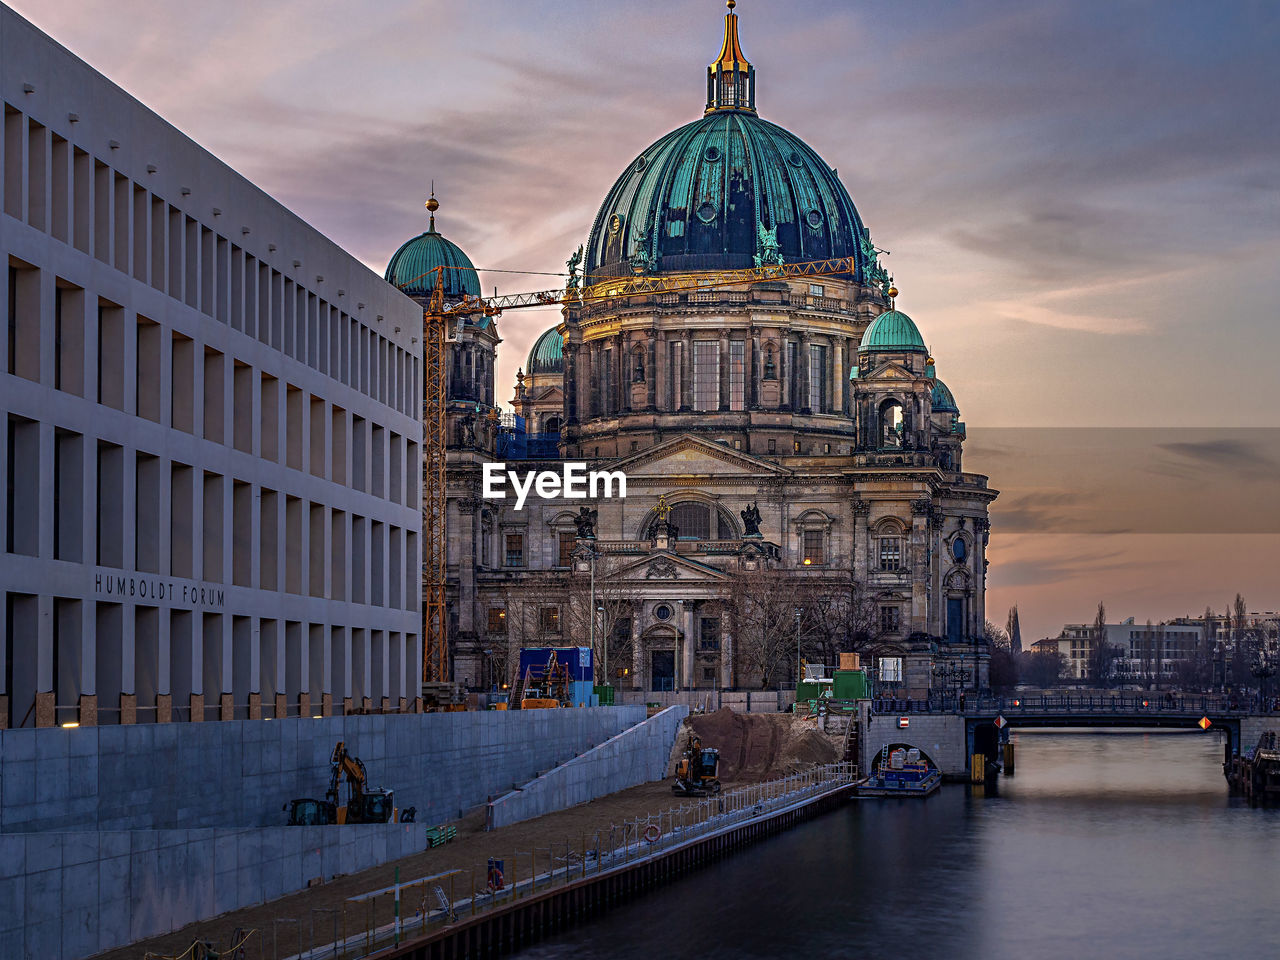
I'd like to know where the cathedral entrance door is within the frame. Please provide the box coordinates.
[651,650,675,691]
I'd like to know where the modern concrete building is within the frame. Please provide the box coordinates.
[1042,620,1206,681]
[0,3,423,728]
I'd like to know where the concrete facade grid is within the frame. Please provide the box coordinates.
[0,4,423,728]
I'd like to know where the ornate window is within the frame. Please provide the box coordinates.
[692,340,718,411]
[729,340,745,410]
[487,607,506,633]
[558,531,576,567]
[539,606,560,633]
[808,343,828,412]
[504,533,524,567]
[878,537,902,571]
[879,605,901,634]
[667,341,683,409]
[699,617,720,650]
[670,502,711,539]
[803,530,825,565]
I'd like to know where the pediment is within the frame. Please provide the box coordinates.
[608,550,733,583]
[861,361,917,381]
[610,434,791,479]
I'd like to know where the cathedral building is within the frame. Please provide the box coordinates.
[387,3,997,698]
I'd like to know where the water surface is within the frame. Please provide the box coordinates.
[518,729,1280,960]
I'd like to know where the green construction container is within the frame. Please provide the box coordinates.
[593,684,615,706]
[832,669,869,701]
[796,679,830,702]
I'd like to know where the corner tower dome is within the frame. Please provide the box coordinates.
[526,326,564,376]
[584,1,871,282]
[384,194,481,300]
[859,309,928,352]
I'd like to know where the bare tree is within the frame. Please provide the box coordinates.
[1024,648,1067,688]
[563,552,642,687]
[987,620,1019,691]
[1087,601,1120,687]
[721,566,800,689]
[792,580,886,671]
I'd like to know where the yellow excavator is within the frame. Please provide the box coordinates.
[285,741,409,825]
[673,736,722,796]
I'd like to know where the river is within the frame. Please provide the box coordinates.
[515,729,1280,960]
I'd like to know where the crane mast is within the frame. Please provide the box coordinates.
[409,255,862,693]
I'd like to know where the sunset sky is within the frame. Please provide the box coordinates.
[14,0,1279,640]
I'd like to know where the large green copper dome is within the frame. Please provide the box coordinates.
[384,202,481,300]
[585,112,869,281]
[859,309,927,353]
[583,6,869,282]
[527,326,564,375]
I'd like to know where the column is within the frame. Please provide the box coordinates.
[646,330,657,410]
[718,328,730,410]
[910,499,931,635]
[654,332,667,412]
[749,329,761,409]
[833,337,844,416]
[564,341,580,426]
[631,616,643,690]
[680,330,693,411]
[720,616,733,689]
[798,332,811,414]
[682,602,695,691]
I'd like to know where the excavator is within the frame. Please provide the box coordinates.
[672,736,722,796]
[285,740,405,825]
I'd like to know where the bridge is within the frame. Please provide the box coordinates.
[862,694,1278,778]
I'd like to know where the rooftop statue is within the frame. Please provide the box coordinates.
[565,245,583,294]
[754,222,784,268]
[573,505,598,540]
[741,502,763,537]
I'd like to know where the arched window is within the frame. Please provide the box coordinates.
[542,415,562,437]
[644,501,739,540]
[669,502,711,540]
[878,398,904,449]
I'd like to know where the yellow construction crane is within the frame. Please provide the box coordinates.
[405,255,865,689]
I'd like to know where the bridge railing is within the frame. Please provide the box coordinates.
[871,694,1255,716]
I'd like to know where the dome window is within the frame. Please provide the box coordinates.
[787,151,804,167]
[806,210,823,228]
[696,202,718,224]
[704,145,722,162]
[952,538,967,562]
[635,155,648,170]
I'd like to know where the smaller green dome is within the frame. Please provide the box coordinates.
[527,326,564,375]
[859,309,927,352]
[384,215,481,300]
[931,378,959,413]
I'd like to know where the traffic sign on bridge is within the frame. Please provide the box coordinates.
[994,715,1007,729]
[1199,716,1212,730]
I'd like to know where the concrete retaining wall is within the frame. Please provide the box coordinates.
[486,706,689,829]
[616,690,795,713]
[861,714,969,776]
[0,821,429,960]
[0,707,645,834]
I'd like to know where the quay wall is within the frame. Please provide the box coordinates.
[861,714,969,777]
[0,707,645,834]
[486,706,688,829]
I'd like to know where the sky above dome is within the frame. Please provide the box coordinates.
[14,0,1279,640]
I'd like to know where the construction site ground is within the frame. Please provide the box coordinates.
[90,710,841,960]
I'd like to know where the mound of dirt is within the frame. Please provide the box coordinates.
[677,709,839,783]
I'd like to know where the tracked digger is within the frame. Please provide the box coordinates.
[284,740,402,824]
[672,736,722,796]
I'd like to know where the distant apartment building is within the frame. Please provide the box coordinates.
[1036,620,1205,681]
[1,4,423,727]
